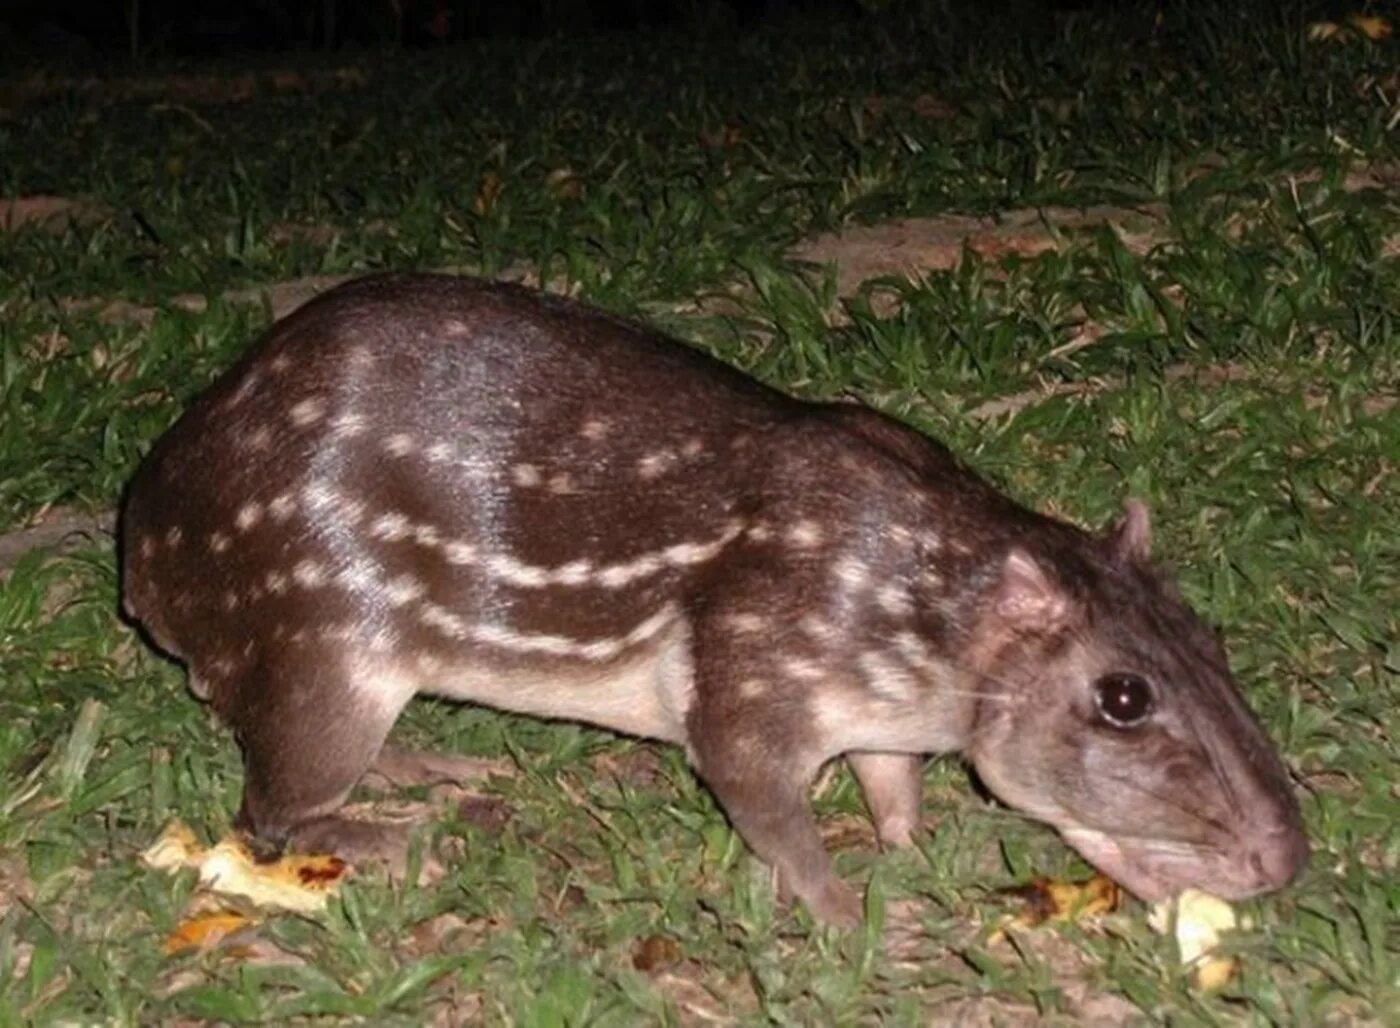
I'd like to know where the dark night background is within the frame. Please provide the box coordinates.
[0,0,1138,57]
[2,0,859,56]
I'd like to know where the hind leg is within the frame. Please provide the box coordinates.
[847,752,924,848]
[223,649,414,864]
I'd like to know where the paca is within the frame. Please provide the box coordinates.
[121,273,1307,924]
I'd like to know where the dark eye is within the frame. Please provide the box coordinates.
[1094,673,1154,727]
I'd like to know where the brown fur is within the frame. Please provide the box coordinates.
[121,273,1307,924]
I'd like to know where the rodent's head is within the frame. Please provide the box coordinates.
[964,501,1308,903]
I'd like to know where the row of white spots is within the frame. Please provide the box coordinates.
[340,475,750,591]
[832,555,915,618]
[416,600,678,662]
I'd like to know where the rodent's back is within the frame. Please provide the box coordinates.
[121,274,799,666]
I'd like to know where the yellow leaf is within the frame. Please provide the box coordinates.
[473,171,503,215]
[163,910,255,955]
[143,823,349,914]
[198,839,348,913]
[1348,14,1392,40]
[141,821,201,871]
[990,873,1123,943]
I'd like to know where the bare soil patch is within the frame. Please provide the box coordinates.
[793,204,1167,298]
[0,195,109,233]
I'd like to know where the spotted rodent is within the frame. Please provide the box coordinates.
[121,272,1308,924]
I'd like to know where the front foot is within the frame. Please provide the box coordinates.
[787,874,863,927]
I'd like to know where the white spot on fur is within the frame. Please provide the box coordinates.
[370,512,412,541]
[892,631,937,674]
[386,574,426,606]
[746,522,774,543]
[442,319,471,339]
[414,524,441,547]
[834,555,871,591]
[799,614,837,644]
[580,419,610,441]
[293,559,327,588]
[637,451,675,480]
[165,526,183,547]
[551,559,593,585]
[512,464,543,487]
[485,554,550,589]
[724,613,767,634]
[877,584,913,617]
[547,472,576,495]
[235,503,263,532]
[384,433,416,457]
[858,651,918,702]
[223,590,240,611]
[247,426,273,451]
[786,520,823,549]
[460,605,679,662]
[597,555,663,588]
[738,678,769,699]
[425,442,455,464]
[420,602,467,639]
[444,540,478,565]
[140,536,157,558]
[208,532,231,554]
[264,571,289,595]
[662,539,720,566]
[269,354,292,373]
[347,346,374,370]
[783,656,826,682]
[289,396,327,427]
[681,437,705,458]
[268,493,297,521]
[332,413,366,439]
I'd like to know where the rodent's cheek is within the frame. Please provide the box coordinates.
[969,741,1078,828]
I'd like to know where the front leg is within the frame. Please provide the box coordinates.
[685,605,861,926]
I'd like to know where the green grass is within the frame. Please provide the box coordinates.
[2,1,1398,1022]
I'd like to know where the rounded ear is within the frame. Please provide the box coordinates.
[994,549,1070,633]
[1109,499,1152,563]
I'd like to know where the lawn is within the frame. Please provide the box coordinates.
[1,1,1397,1022]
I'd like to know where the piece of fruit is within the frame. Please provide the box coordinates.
[1148,888,1240,990]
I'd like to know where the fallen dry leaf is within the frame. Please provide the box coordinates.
[143,821,348,913]
[991,873,1123,943]
[0,195,107,232]
[631,934,683,972]
[546,167,584,200]
[162,910,256,956]
[473,172,503,216]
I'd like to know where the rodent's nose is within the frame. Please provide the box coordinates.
[1248,824,1309,891]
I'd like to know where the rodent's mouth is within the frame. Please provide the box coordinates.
[1061,829,1175,902]
[1060,825,1307,902]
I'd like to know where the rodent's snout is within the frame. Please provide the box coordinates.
[1245,822,1309,893]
